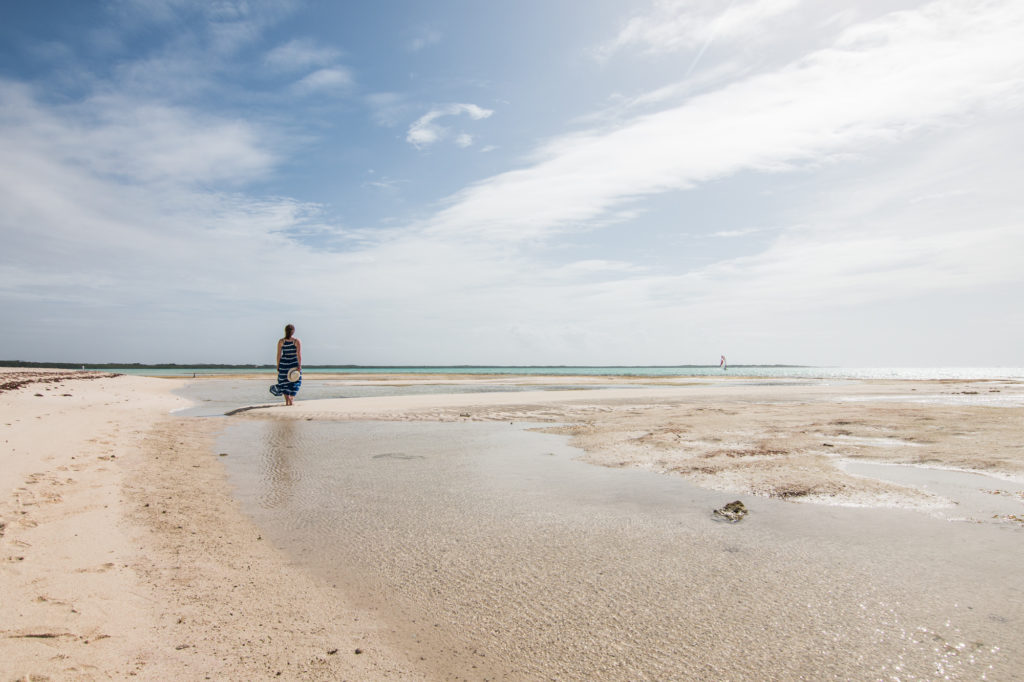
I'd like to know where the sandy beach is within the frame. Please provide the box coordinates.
[1,370,420,680]
[3,369,1024,680]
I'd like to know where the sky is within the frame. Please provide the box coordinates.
[1,0,1022,366]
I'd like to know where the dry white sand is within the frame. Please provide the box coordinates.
[0,369,421,680]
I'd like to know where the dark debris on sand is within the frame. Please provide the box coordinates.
[0,371,119,394]
[713,500,749,522]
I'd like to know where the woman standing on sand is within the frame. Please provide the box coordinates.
[276,324,302,406]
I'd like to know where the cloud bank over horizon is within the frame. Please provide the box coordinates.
[1,0,1022,366]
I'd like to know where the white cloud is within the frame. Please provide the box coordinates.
[0,83,274,190]
[265,38,353,96]
[293,66,353,94]
[454,133,474,148]
[711,227,766,238]
[426,0,1024,241]
[405,103,493,148]
[599,0,804,57]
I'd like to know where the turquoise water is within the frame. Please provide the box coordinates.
[114,365,1024,379]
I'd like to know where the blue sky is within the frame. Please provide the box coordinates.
[1,0,1022,366]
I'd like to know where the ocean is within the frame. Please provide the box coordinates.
[116,365,1024,379]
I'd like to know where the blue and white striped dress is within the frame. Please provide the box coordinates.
[277,339,301,396]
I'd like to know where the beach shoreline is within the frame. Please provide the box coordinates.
[0,369,421,680]
[3,369,1023,679]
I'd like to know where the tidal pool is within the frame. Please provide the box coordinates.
[217,418,1023,680]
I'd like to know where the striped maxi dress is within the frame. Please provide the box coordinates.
[277,339,301,396]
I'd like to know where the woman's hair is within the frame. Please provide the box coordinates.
[284,324,295,339]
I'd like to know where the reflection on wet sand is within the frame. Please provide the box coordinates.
[259,419,298,510]
[219,420,1023,680]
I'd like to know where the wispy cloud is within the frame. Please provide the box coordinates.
[711,227,768,238]
[111,0,294,54]
[406,103,493,148]
[598,0,803,58]
[408,26,442,52]
[293,66,353,94]
[264,37,353,94]
[427,0,1024,241]
[265,38,343,71]
[365,92,410,127]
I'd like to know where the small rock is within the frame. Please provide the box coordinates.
[713,500,749,523]
[219,453,228,457]
[354,648,363,655]
[327,648,338,655]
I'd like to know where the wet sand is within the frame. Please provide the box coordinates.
[219,418,1023,680]
[223,374,1024,679]
[247,376,1024,511]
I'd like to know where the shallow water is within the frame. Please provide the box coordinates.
[120,365,1024,380]
[172,379,617,417]
[217,419,1024,680]
[841,460,1024,523]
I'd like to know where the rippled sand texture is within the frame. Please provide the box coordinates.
[553,399,1024,510]
[220,417,1024,681]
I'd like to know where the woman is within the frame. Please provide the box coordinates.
[276,324,302,405]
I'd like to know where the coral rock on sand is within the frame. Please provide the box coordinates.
[713,500,749,522]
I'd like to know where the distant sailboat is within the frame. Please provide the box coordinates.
[720,355,727,371]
